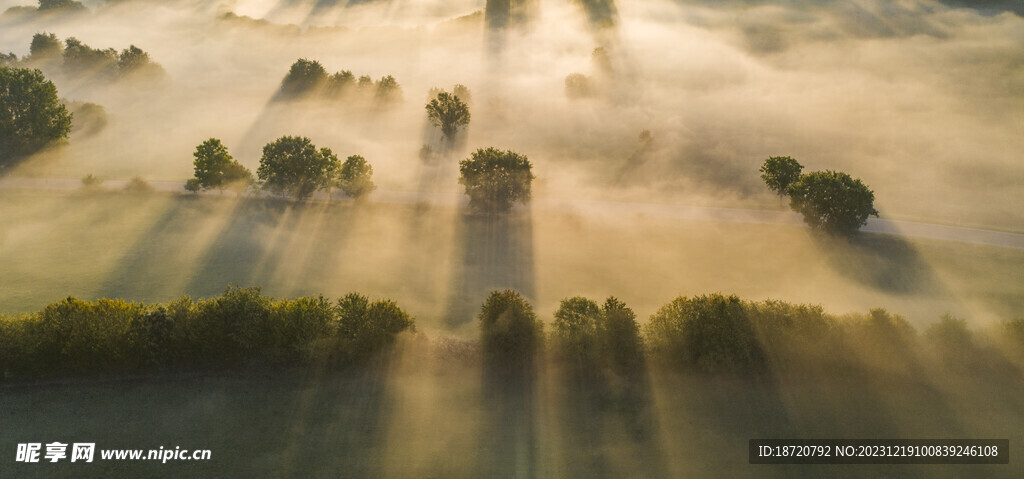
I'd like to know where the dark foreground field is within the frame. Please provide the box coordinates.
[2,340,1021,478]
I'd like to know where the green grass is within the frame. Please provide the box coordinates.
[1,190,1019,333]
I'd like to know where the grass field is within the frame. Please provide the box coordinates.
[1,341,1021,478]
[1,190,1021,335]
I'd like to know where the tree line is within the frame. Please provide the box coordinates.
[276,58,401,103]
[3,287,1020,382]
[0,286,415,380]
[2,32,164,80]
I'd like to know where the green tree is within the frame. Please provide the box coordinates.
[325,70,354,97]
[598,297,644,373]
[190,138,252,192]
[335,293,415,363]
[336,154,376,199]
[29,32,63,60]
[787,170,879,235]
[257,136,340,200]
[62,37,117,75]
[645,294,765,374]
[759,155,803,197]
[478,289,544,366]
[458,147,535,213]
[551,297,600,364]
[38,0,85,11]
[0,67,72,169]
[426,91,471,142]
[279,58,327,98]
[118,45,162,76]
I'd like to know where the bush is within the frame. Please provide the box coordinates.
[81,173,102,188]
[124,176,154,193]
[279,58,327,98]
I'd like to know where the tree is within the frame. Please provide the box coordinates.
[29,33,63,60]
[335,155,376,199]
[62,37,117,75]
[478,289,544,366]
[375,75,402,103]
[551,297,600,364]
[325,70,354,97]
[565,73,592,99]
[257,136,340,200]
[597,297,644,373]
[117,45,163,76]
[644,294,765,374]
[453,84,472,104]
[458,147,535,213]
[37,0,85,11]
[786,170,879,235]
[336,293,415,363]
[759,156,803,197]
[279,58,327,98]
[190,138,252,192]
[0,67,72,170]
[426,91,471,142]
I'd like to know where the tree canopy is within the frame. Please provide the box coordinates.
[759,156,803,197]
[458,147,535,213]
[29,32,62,60]
[0,66,72,170]
[335,154,376,199]
[426,91,471,142]
[787,170,879,235]
[189,138,253,192]
[257,136,340,200]
[279,58,327,98]
[478,289,544,367]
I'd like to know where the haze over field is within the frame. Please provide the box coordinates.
[3,1,1024,478]
[1,0,1022,228]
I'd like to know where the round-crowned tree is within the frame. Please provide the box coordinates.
[479,289,544,367]
[336,154,376,199]
[257,136,340,200]
[0,66,72,170]
[458,147,535,213]
[787,170,879,236]
[759,156,803,197]
[190,138,252,192]
[279,58,327,98]
[425,91,470,142]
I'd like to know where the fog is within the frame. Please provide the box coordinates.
[2,0,1021,221]
[1,1,1023,475]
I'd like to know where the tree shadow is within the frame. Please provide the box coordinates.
[477,335,541,477]
[552,357,671,478]
[443,210,536,329]
[811,232,944,295]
